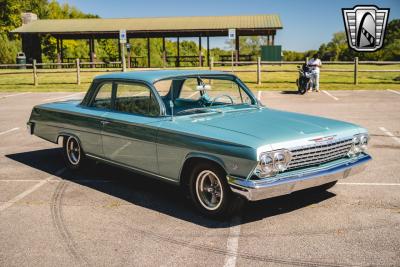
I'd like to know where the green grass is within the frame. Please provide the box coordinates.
[0,64,399,92]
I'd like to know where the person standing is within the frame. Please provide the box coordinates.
[307,53,322,92]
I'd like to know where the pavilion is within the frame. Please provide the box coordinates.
[12,14,283,67]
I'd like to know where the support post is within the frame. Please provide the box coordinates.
[177,37,180,67]
[127,46,131,69]
[121,43,126,72]
[118,39,122,61]
[56,38,61,68]
[235,34,239,65]
[199,37,202,67]
[33,59,38,86]
[267,35,270,45]
[60,39,63,63]
[162,37,166,68]
[257,57,261,85]
[209,57,214,70]
[147,37,150,68]
[89,37,95,68]
[305,57,309,64]
[354,57,358,85]
[272,34,275,46]
[76,58,81,85]
[207,36,210,67]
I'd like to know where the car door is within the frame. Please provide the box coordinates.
[101,81,163,174]
[79,81,113,157]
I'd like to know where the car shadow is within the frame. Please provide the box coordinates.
[6,148,336,228]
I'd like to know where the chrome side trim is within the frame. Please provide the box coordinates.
[85,153,179,185]
[228,154,371,201]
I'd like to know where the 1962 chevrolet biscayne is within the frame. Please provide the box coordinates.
[27,70,371,217]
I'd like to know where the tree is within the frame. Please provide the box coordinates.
[0,33,20,63]
[0,0,22,33]
[316,19,400,61]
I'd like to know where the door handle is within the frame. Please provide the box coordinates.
[100,120,111,125]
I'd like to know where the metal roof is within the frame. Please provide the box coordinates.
[95,70,232,83]
[12,14,282,34]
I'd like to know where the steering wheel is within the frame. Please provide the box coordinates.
[210,94,234,106]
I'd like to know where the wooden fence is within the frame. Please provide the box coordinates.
[210,57,400,85]
[0,57,399,86]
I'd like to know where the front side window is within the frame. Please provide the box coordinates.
[92,82,113,109]
[115,82,160,116]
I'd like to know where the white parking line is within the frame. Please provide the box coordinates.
[338,182,400,186]
[0,127,19,136]
[42,92,84,102]
[387,89,400,96]
[223,216,241,267]
[0,92,31,99]
[379,127,400,144]
[322,90,339,101]
[0,168,65,213]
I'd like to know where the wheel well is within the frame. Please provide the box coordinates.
[57,134,67,145]
[57,134,79,147]
[179,157,226,190]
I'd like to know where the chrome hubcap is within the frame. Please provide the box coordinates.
[195,170,223,211]
[66,136,80,165]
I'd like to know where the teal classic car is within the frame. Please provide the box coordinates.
[27,70,371,217]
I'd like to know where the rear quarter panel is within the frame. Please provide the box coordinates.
[29,101,105,156]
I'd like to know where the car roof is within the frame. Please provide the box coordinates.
[94,70,233,84]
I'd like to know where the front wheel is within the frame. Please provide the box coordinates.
[189,162,244,218]
[63,136,86,170]
[298,79,308,95]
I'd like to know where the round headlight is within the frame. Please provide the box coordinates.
[274,152,287,172]
[352,135,360,146]
[259,153,274,176]
[348,134,368,157]
[360,135,368,150]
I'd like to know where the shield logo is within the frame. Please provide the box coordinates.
[342,5,390,52]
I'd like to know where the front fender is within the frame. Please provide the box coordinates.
[179,151,257,182]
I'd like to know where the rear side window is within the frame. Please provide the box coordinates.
[115,82,160,116]
[92,82,113,109]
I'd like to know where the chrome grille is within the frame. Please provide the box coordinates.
[287,138,352,170]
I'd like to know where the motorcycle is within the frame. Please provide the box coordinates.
[296,64,313,95]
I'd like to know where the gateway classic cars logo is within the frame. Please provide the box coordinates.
[342,5,390,52]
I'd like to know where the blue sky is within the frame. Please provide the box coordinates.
[59,0,399,51]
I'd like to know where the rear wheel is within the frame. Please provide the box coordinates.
[63,136,86,170]
[189,162,244,218]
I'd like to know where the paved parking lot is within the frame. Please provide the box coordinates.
[0,90,399,267]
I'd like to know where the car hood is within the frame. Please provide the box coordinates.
[193,108,362,148]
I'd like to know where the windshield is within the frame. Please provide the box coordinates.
[153,76,257,116]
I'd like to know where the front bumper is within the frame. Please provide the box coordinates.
[228,154,371,201]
